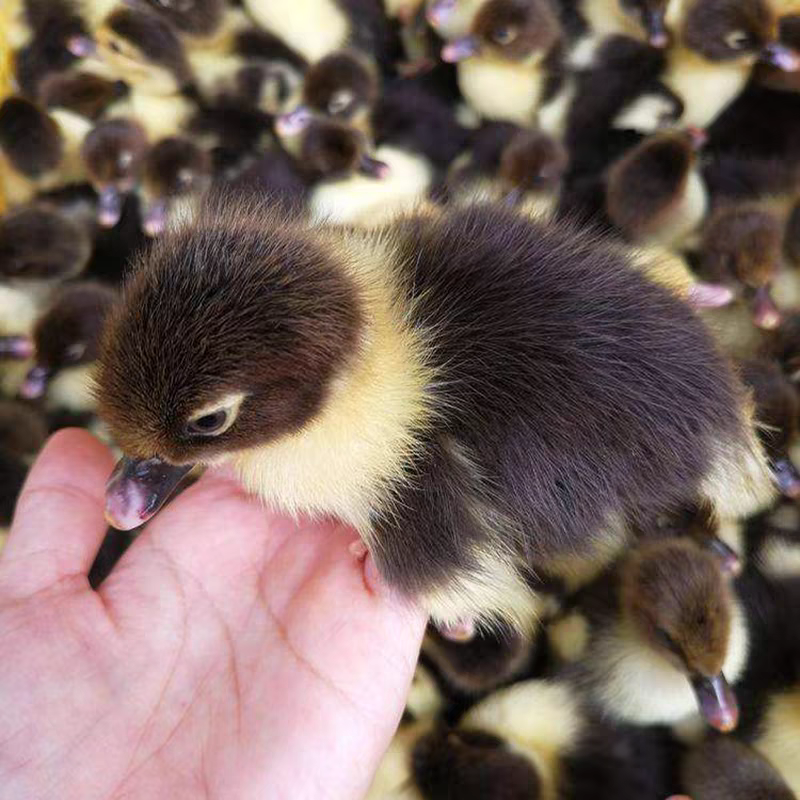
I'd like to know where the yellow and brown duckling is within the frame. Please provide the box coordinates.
[95,199,772,630]
[139,136,211,236]
[37,70,130,121]
[81,117,148,227]
[550,537,748,732]
[440,0,566,126]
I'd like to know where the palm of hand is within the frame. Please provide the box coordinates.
[0,431,424,800]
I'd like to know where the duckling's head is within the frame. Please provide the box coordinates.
[738,358,800,497]
[0,401,48,460]
[81,119,148,227]
[301,51,379,122]
[20,283,117,400]
[38,72,129,121]
[498,129,568,198]
[682,0,800,70]
[442,0,561,64]
[97,200,363,529]
[699,206,783,329]
[141,137,211,236]
[0,204,91,281]
[605,129,702,242]
[619,0,671,46]
[620,538,739,731]
[128,0,225,37]
[0,97,63,178]
[96,9,193,93]
[411,728,543,800]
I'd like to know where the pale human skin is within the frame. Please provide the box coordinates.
[0,429,426,800]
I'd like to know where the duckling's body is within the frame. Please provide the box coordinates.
[98,201,772,629]
[752,686,800,795]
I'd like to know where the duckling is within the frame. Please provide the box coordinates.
[242,0,393,65]
[698,204,786,328]
[447,122,568,213]
[738,358,800,497]
[656,0,800,130]
[37,70,129,120]
[19,282,116,410]
[139,136,211,236]
[751,683,800,797]
[575,0,671,49]
[11,0,89,96]
[0,203,91,282]
[680,736,797,799]
[125,0,227,41]
[297,49,380,134]
[96,199,773,629]
[81,117,148,227]
[745,498,800,580]
[0,96,92,205]
[605,127,709,248]
[551,537,748,732]
[440,0,567,127]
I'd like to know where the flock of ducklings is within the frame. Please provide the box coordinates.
[3,0,800,797]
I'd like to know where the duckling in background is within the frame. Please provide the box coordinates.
[242,0,394,66]
[440,0,567,127]
[605,127,709,248]
[18,282,116,411]
[738,359,800,499]
[124,0,228,42]
[698,205,786,328]
[37,71,130,120]
[745,498,800,579]
[551,538,748,732]
[653,0,800,130]
[0,203,92,282]
[680,736,797,799]
[0,96,92,205]
[751,684,800,796]
[97,199,772,629]
[81,117,148,227]
[574,0,671,51]
[11,0,90,97]
[139,136,211,235]
[425,0,487,41]
[446,122,568,214]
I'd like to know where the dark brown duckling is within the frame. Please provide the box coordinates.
[19,282,116,403]
[38,71,130,121]
[123,0,227,40]
[140,136,211,236]
[605,127,709,247]
[0,203,91,282]
[0,400,49,460]
[738,358,800,498]
[81,118,149,227]
[95,199,772,629]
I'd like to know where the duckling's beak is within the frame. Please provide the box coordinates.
[687,282,735,309]
[18,365,52,400]
[751,285,782,329]
[0,336,34,360]
[359,155,391,179]
[97,186,124,228]
[105,456,193,530]
[761,43,800,72]
[771,458,800,498]
[275,106,312,138]
[692,673,739,732]
[704,536,742,576]
[643,11,669,48]
[66,35,97,58]
[441,36,480,63]
[142,198,168,237]
[426,0,457,28]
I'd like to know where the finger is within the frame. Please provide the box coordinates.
[2,429,114,591]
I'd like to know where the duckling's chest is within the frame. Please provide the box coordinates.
[457,59,546,125]
[663,56,752,128]
[754,689,800,794]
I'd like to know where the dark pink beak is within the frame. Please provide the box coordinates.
[0,336,34,360]
[692,673,739,732]
[772,458,800,498]
[426,0,457,27]
[687,282,735,309]
[105,456,193,530]
[142,198,169,237]
[751,286,782,329]
[761,42,800,72]
[441,36,480,63]
[18,365,52,400]
[359,155,391,179]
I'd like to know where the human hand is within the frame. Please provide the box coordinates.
[0,429,426,800]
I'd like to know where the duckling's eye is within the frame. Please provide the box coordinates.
[724,30,751,50]
[185,409,229,436]
[492,25,518,45]
[64,342,87,363]
[109,40,122,54]
[328,89,355,115]
[653,626,682,658]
